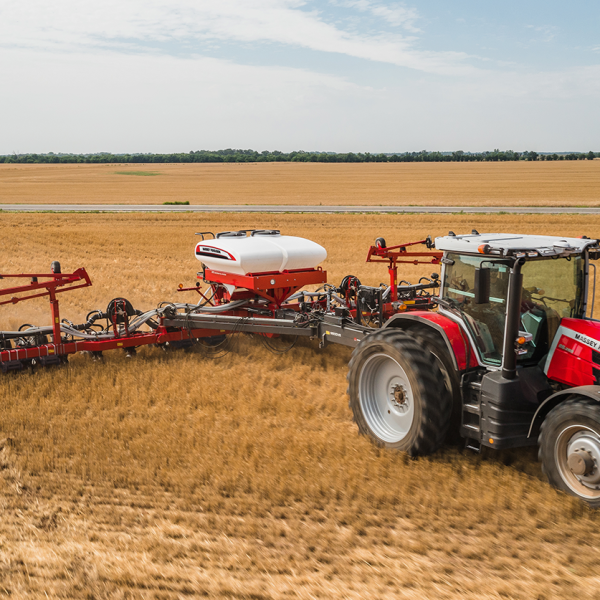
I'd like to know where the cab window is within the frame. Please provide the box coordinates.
[519,256,585,362]
[442,253,510,366]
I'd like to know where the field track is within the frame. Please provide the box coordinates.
[1,161,599,207]
[2,213,600,599]
[4,203,600,213]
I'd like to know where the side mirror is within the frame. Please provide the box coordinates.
[474,267,490,304]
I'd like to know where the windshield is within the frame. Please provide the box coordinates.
[519,256,585,361]
[442,253,586,366]
[442,253,510,365]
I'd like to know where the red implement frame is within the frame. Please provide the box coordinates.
[366,240,443,302]
[0,268,219,368]
[0,324,223,367]
[0,268,92,344]
[203,267,327,307]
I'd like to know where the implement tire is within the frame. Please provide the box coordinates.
[347,329,452,456]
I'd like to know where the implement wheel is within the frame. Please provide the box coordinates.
[539,398,600,507]
[347,329,452,456]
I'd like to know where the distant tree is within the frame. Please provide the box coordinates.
[4,148,584,165]
[588,151,596,160]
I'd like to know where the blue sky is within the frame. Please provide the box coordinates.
[0,1,598,153]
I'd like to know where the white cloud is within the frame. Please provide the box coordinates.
[1,46,599,155]
[439,64,600,102]
[525,24,559,43]
[0,2,598,153]
[0,0,474,75]
[0,48,370,153]
[330,0,421,32]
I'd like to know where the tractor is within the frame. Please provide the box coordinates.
[348,231,600,507]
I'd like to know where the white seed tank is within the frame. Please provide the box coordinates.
[195,231,327,276]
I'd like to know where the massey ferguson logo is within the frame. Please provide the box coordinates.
[545,326,600,375]
[195,245,236,261]
[573,332,600,350]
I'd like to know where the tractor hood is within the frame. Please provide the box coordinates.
[545,317,600,387]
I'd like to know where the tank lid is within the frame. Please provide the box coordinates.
[215,229,281,239]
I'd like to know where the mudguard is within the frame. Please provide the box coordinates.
[383,311,476,372]
[528,385,600,437]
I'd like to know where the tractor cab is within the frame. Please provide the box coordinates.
[420,232,600,460]
[435,233,595,374]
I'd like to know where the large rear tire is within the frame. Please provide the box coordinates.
[347,329,452,456]
[539,398,600,507]
[412,327,462,443]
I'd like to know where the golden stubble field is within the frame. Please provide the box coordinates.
[1,161,599,206]
[2,212,600,599]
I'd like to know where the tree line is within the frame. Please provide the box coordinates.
[1,149,597,164]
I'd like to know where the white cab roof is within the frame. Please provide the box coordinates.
[435,233,597,256]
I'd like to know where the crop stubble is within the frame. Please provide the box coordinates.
[1,213,600,599]
[1,161,599,206]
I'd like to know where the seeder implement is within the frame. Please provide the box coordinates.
[0,231,440,371]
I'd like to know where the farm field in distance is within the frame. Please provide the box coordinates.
[0,161,599,207]
[2,213,600,599]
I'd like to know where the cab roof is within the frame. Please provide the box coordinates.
[435,233,597,257]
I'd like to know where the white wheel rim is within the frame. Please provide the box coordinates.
[555,424,600,500]
[359,353,415,443]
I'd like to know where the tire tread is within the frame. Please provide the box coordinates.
[538,397,600,507]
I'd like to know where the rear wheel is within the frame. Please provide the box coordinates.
[539,398,600,507]
[347,329,452,456]
[412,327,462,443]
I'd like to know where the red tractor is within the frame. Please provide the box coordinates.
[348,232,600,507]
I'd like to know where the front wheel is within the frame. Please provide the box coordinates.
[347,330,452,456]
[539,398,600,507]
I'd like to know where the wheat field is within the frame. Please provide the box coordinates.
[1,161,599,207]
[2,213,600,599]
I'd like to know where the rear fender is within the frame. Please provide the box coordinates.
[528,385,600,438]
[383,312,474,372]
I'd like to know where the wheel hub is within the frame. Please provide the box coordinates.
[566,432,600,487]
[390,383,409,413]
[568,448,595,476]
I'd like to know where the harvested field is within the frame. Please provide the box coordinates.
[2,213,600,599]
[1,161,599,207]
